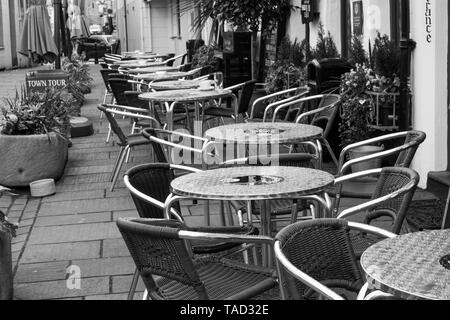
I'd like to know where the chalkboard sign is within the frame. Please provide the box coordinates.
[353,1,364,36]
[26,70,69,94]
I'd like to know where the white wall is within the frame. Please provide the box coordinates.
[0,1,12,69]
[410,0,448,188]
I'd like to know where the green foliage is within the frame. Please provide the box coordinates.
[372,32,400,79]
[276,37,306,68]
[210,0,292,34]
[191,45,219,71]
[265,38,307,95]
[0,87,76,137]
[339,64,376,147]
[349,35,368,66]
[0,210,17,238]
[62,54,93,106]
[265,63,305,95]
[311,23,340,61]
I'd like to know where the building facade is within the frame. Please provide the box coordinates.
[285,0,448,189]
[0,0,30,70]
[115,0,206,56]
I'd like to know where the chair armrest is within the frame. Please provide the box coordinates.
[102,103,149,114]
[180,229,273,246]
[104,108,161,128]
[336,180,417,220]
[338,131,409,174]
[250,87,302,119]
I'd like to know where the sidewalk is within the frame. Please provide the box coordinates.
[0,63,231,300]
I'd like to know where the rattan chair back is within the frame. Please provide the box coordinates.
[109,79,133,106]
[117,218,209,299]
[97,105,128,145]
[275,219,364,300]
[367,167,419,234]
[124,163,180,219]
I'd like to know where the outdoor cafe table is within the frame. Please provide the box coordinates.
[360,229,450,300]
[127,66,180,74]
[133,71,191,83]
[139,88,236,133]
[113,60,167,68]
[204,122,325,168]
[166,166,335,266]
[149,79,202,91]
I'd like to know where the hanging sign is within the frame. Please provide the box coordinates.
[353,1,364,36]
[301,0,315,24]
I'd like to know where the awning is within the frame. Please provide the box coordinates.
[18,0,58,64]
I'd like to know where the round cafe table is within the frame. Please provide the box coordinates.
[166,166,334,266]
[149,79,201,91]
[205,122,325,168]
[127,66,180,74]
[133,71,191,83]
[139,88,235,133]
[360,229,450,300]
[113,60,167,69]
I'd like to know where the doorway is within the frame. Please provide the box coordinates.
[9,0,18,67]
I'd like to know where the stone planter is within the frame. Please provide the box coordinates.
[0,133,69,187]
[0,227,13,300]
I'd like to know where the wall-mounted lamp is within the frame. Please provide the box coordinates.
[301,0,319,24]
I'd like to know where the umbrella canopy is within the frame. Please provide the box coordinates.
[18,0,58,64]
[67,0,90,39]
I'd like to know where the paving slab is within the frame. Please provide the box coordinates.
[41,190,105,203]
[21,241,101,263]
[38,197,135,216]
[28,222,121,244]
[15,261,70,284]
[34,212,112,227]
[71,257,135,278]
[112,275,146,294]
[14,277,110,300]
[102,238,130,258]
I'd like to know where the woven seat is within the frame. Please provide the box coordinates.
[274,219,396,300]
[117,218,277,300]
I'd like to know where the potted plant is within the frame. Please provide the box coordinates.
[339,64,383,172]
[265,38,307,95]
[0,88,76,187]
[62,54,94,112]
[366,32,403,129]
[191,44,220,73]
[0,187,17,300]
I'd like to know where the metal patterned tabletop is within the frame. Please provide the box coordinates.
[127,66,180,74]
[113,60,166,68]
[170,166,334,201]
[205,122,324,145]
[361,229,450,300]
[149,79,201,91]
[133,72,192,82]
[121,53,166,59]
[139,89,232,103]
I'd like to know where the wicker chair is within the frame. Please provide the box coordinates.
[117,217,277,300]
[97,105,160,192]
[123,163,258,299]
[203,80,258,123]
[332,130,426,213]
[247,87,310,121]
[333,167,419,259]
[274,219,396,300]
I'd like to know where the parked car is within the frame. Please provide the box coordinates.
[89,24,103,35]
[76,36,111,61]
